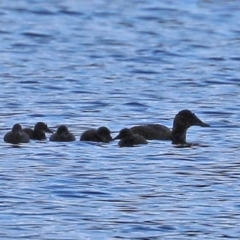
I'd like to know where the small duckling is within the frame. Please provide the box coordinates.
[4,123,30,144]
[114,128,148,147]
[80,126,112,143]
[50,125,75,142]
[23,122,52,140]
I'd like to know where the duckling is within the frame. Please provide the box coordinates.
[4,123,30,144]
[50,125,75,142]
[23,122,52,140]
[114,128,147,147]
[80,126,112,143]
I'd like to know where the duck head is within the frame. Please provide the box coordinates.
[34,122,53,133]
[114,128,133,140]
[173,110,210,129]
[97,126,113,142]
[171,110,210,144]
[56,125,69,137]
[12,123,23,135]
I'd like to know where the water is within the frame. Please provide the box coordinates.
[1,0,240,239]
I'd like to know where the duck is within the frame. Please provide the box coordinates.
[23,122,53,140]
[50,125,75,142]
[4,123,30,144]
[130,109,210,144]
[114,128,148,147]
[80,126,112,143]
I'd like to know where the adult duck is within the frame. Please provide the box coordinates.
[131,109,210,144]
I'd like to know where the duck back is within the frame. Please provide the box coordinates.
[119,134,147,147]
[80,127,112,143]
[131,124,171,140]
[50,133,75,142]
[80,129,106,142]
[22,128,34,138]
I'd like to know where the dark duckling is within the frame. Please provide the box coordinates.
[50,125,75,142]
[23,122,53,140]
[4,123,30,144]
[131,109,210,144]
[114,128,148,147]
[80,126,112,143]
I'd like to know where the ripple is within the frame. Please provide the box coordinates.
[1,0,240,239]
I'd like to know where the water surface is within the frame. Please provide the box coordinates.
[1,0,240,239]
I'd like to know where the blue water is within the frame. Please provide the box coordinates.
[1,0,240,239]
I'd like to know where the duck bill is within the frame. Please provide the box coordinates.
[200,122,210,127]
[107,136,113,141]
[113,135,120,140]
[194,117,210,127]
[46,127,53,133]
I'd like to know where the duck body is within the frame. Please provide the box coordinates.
[130,110,210,144]
[4,123,30,144]
[131,124,171,140]
[80,126,112,143]
[114,128,148,147]
[50,125,75,142]
[23,122,52,140]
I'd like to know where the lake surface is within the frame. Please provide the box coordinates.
[1,0,240,239]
